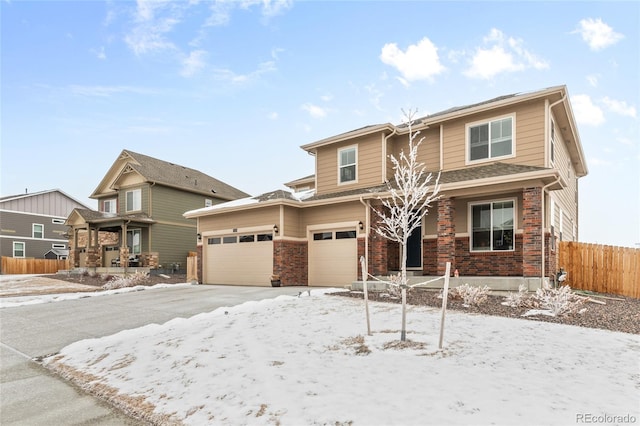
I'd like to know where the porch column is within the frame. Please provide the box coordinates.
[522,187,543,277]
[437,197,455,276]
[120,223,129,267]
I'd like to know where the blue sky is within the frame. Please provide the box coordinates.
[1,1,638,248]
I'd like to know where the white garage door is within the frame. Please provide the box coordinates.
[204,233,273,286]
[308,229,357,287]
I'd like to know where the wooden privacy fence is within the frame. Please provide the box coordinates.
[186,254,198,283]
[1,256,70,275]
[558,242,640,299]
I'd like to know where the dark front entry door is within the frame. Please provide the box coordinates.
[406,226,422,268]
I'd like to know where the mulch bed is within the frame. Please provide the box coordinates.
[330,288,640,335]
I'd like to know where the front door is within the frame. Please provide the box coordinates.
[406,225,422,268]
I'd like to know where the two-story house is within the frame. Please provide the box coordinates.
[184,85,587,289]
[65,149,250,271]
[0,189,91,269]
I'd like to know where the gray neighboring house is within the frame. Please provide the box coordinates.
[0,189,91,270]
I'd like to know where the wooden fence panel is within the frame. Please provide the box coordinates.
[1,257,70,275]
[558,242,640,299]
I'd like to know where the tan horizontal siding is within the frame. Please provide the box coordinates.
[301,202,364,229]
[199,206,280,232]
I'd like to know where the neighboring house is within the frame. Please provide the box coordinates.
[0,189,90,270]
[65,149,249,271]
[185,85,587,288]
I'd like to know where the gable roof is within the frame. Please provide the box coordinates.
[299,85,587,177]
[0,189,90,209]
[91,150,250,201]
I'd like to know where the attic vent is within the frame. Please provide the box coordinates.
[211,189,216,194]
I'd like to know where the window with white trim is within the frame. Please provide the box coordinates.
[468,116,513,162]
[126,189,141,212]
[470,200,515,251]
[338,146,357,184]
[33,224,44,239]
[103,198,117,213]
[126,229,142,254]
[52,243,66,249]
[13,242,25,258]
[52,218,65,224]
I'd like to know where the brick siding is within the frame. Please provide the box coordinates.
[273,240,308,286]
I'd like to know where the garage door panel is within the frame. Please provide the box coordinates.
[205,239,273,286]
[309,229,357,287]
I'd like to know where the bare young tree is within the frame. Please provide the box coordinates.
[374,109,441,341]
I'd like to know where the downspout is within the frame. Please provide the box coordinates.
[541,94,566,286]
[541,177,561,287]
[439,124,444,171]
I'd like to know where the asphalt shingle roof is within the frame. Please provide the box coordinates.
[123,150,250,201]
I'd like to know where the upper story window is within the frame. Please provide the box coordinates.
[103,198,117,214]
[467,116,514,163]
[470,199,515,252]
[33,224,44,239]
[125,189,141,212]
[338,146,357,184]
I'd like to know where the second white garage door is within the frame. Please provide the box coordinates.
[308,229,357,287]
[204,233,273,286]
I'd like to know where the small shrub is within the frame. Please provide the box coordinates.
[450,283,491,307]
[502,284,529,308]
[102,271,150,290]
[100,274,114,282]
[530,285,585,316]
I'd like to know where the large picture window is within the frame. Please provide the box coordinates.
[471,200,514,251]
[126,189,141,212]
[468,116,513,162]
[338,146,357,184]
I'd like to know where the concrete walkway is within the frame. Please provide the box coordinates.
[0,284,311,425]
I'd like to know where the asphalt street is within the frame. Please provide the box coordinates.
[0,284,311,425]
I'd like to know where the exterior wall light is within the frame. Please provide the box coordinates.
[358,221,364,230]
[273,225,279,234]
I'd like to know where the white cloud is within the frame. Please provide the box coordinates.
[602,97,637,118]
[586,74,599,87]
[574,18,624,51]
[124,0,184,55]
[213,60,277,84]
[90,46,106,60]
[180,50,207,77]
[320,93,333,102]
[571,94,605,126]
[301,103,327,118]
[380,37,445,84]
[464,28,548,80]
[267,111,278,120]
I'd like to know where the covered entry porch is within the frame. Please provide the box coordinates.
[65,209,158,269]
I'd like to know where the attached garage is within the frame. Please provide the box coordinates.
[204,232,273,286]
[308,228,358,286]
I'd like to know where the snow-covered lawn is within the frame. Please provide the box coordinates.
[45,290,640,426]
[0,279,192,309]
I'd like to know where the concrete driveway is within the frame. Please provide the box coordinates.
[0,284,311,425]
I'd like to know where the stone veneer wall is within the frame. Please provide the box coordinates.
[273,240,308,286]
